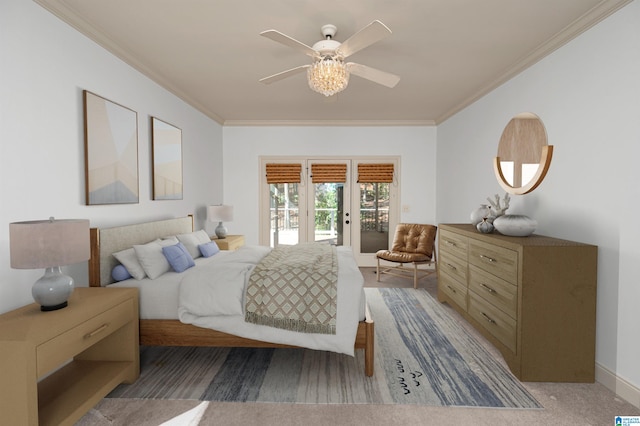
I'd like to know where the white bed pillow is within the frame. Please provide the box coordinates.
[176,230,211,259]
[134,237,179,280]
[113,247,147,280]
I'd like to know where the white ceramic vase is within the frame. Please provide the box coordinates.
[470,204,492,226]
[493,214,537,237]
[476,218,494,234]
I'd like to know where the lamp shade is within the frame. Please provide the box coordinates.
[207,205,233,223]
[10,218,90,269]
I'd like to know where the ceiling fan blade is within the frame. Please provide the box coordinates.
[348,63,400,88]
[259,65,310,84]
[338,20,392,58]
[260,30,318,58]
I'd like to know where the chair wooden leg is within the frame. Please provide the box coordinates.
[413,263,418,289]
[376,258,381,282]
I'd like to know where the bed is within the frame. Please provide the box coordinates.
[88,216,374,376]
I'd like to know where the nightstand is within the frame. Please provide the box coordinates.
[0,287,139,426]
[212,234,245,250]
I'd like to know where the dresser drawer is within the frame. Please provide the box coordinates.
[468,239,517,283]
[37,299,134,377]
[469,264,517,319]
[439,249,468,283]
[439,271,467,310]
[469,291,516,352]
[439,229,468,260]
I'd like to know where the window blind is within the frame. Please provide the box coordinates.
[357,163,394,183]
[265,163,302,184]
[310,164,347,183]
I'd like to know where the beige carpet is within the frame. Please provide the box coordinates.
[76,268,640,425]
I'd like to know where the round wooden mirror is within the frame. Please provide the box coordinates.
[494,112,553,195]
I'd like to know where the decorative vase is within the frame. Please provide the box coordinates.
[470,204,492,226]
[476,218,494,234]
[493,214,537,237]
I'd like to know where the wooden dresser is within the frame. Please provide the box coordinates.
[437,223,597,382]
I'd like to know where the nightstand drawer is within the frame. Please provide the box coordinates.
[37,299,133,377]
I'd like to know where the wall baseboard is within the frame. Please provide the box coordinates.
[596,363,640,408]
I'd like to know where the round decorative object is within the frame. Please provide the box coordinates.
[476,218,494,234]
[493,214,537,237]
[470,204,492,226]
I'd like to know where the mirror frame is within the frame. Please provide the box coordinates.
[494,114,553,195]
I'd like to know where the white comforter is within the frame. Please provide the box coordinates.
[177,245,365,356]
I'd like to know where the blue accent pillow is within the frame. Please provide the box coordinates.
[162,242,195,273]
[112,264,132,282]
[199,241,220,258]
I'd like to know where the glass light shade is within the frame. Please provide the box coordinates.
[308,57,349,97]
[208,205,233,239]
[9,218,90,311]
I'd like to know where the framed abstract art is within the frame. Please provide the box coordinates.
[151,117,183,200]
[83,90,139,205]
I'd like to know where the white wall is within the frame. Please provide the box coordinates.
[437,0,640,402]
[0,0,223,313]
[222,126,437,244]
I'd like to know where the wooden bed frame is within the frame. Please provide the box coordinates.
[88,216,374,376]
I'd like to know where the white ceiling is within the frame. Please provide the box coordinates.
[35,0,630,125]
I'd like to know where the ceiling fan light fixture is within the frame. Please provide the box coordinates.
[307,56,349,97]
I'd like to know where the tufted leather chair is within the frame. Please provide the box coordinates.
[376,223,437,289]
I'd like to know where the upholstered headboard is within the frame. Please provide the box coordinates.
[89,216,194,286]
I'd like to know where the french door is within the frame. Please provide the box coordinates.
[307,159,351,246]
[260,157,398,266]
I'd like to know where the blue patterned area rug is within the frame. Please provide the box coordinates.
[107,288,540,408]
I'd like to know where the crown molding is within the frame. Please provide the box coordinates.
[222,119,436,127]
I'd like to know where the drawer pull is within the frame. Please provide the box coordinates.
[84,323,109,339]
[445,263,457,271]
[480,254,496,263]
[444,239,457,247]
[481,312,496,324]
[447,285,457,294]
[480,283,497,294]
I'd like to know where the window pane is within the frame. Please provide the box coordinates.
[359,182,389,253]
[270,183,299,247]
[314,183,343,245]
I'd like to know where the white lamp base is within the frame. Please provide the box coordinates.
[215,222,228,239]
[33,266,74,311]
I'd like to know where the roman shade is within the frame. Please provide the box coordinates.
[265,163,302,184]
[357,163,394,183]
[310,164,347,183]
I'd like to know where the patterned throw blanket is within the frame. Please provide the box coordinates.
[245,243,338,335]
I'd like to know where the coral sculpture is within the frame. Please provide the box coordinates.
[487,193,510,218]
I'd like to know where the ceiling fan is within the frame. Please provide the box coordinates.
[259,20,400,96]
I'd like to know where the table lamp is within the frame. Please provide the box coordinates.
[207,205,233,239]
[9,217,90,311]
